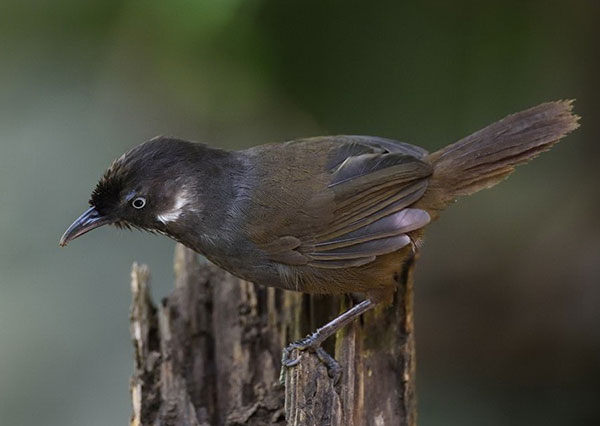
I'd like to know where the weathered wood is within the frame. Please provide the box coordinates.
[129,244,417,425]
[283,257,417,426]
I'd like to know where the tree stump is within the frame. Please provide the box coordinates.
[129,244,417,426]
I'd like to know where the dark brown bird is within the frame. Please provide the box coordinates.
[60,101,579,370]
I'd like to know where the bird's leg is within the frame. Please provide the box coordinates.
[281,298,376,381]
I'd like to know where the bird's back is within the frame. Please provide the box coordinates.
[231,136,433,300]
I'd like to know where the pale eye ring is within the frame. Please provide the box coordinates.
[132,197,146,209]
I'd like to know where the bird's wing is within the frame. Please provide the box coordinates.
[324,135,429,159]
[255,137,433,269]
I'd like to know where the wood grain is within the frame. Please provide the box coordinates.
[129,244,416,425]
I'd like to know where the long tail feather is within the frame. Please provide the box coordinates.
[422,100,580,213]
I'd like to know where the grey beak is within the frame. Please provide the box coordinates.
[59,207,112,246]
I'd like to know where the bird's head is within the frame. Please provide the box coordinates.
[60,137,202,246]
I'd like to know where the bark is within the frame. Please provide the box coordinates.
[129,244,417,426]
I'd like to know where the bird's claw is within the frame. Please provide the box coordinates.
[280,339,310,368]
[315,347,342,384]
[280,335,341,385]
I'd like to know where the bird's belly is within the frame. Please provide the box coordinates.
[202,250,286,288]
[200,243,413,299]
[273,248,414,299]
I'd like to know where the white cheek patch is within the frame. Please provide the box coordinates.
[156,191,191,225]
[156,211,182,224]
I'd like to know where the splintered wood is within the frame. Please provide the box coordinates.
[129,245,416,426]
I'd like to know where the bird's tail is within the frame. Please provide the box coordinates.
[421,100,580,213]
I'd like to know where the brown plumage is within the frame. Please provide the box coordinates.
[420,100,579,215]
[60,100,580,366]
[229,101,578,303]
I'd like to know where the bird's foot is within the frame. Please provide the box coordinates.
[315,347,342,384]
[281,335,315,368]
[280,334,341,384]
[279,299,377,385]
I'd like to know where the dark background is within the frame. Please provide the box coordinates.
[1,1,598,425]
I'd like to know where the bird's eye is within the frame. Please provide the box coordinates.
[132,197,146,209]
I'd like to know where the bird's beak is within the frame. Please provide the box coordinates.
[59,206,112,247]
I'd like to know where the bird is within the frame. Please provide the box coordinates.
[60,101,579,374]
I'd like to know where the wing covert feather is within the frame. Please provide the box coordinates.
[254,137,433,269]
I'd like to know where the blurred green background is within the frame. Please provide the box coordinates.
[1,1,598,425]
